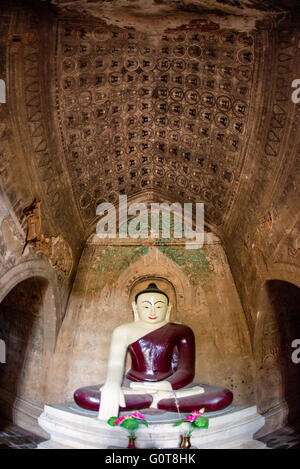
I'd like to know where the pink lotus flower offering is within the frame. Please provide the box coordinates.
[186,408,205,421]
[131,412,146,420]
[174,408,209,437]
[107,411,148,438]
[114,416,125,425]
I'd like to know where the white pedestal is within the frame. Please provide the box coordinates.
[38,402,266,449]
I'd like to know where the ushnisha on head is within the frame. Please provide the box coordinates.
[132,283,172,324]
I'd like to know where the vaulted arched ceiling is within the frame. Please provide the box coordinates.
[0,0,299,266]
[56,20,256,227]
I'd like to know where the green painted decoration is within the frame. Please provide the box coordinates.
[157,245,213,284]
[91,246,149,293]
[90,243,212,294]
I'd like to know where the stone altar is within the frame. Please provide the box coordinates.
[38,403,266,449]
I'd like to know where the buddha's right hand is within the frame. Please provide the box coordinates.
[97,383,126,421]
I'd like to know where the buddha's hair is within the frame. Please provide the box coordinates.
[135,282,169,304]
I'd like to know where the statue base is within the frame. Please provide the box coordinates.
[37,402,266,449]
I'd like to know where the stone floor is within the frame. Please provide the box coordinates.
[258,425,300,450]
[0,419,299,449]
[0,419,46,449]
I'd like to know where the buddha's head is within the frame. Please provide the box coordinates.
[132,283,172,324]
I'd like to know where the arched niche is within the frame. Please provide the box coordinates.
[109,247,210,377]
[0,260,60,434]
[254,278,300,435]
[0,260,61,351]
[112,246,195,322]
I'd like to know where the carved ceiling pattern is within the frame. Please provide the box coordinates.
[56,20,256,229]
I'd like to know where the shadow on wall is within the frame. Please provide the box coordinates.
[0,277,48,430]
[255,280,300,432]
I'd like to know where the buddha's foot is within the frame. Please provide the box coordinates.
[122,385,205,409]
[150,387,204,409]
[172,386,205,398]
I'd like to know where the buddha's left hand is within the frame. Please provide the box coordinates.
[130,380,173,393]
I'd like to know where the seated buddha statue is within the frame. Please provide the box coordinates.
[74,283,233,420]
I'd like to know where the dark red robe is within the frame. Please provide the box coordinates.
[125,323,195,389]
[74,322,234,413]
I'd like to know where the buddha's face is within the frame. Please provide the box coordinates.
[135,292,170,324]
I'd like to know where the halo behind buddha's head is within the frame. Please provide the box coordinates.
[135,282,169,304]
